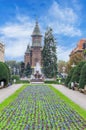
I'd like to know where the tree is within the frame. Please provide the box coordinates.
[58,60,67,73]
[79,63,86,89]
[5,60,21,75]
[20,62,25,77]
[24,62,32,77]
[67,52,84,72]
[65,67,75,87]
[71,61,86,83]
[42,28,58,78]
[0,62,10,87]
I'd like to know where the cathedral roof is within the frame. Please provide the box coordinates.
[32,21,42,36]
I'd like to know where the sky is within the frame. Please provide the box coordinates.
[0,0,86,62]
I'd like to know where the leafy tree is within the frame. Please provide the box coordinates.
[58,60,67,73]
[5,60,21,75]
[71,61,86,83]
[67,52,84,72]
[20,62,25,77]
[79,63,86,89]
[24,62,32,77]
[42,28,58,78]
[0,62,10,86]
[11,75,20,83]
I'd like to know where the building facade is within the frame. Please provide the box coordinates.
[70,39,86,59]
[0,43,5,62]
[24,21,42,68]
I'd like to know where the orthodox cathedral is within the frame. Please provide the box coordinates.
[24,21,42,69]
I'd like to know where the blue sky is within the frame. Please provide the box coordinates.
[0,0,86,61]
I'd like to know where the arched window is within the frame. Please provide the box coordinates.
[83,42,86,49]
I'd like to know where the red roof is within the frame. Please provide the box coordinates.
[70,39,86,56]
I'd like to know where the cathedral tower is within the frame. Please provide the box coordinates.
[31,20,42,67]
[24,44,31,67]
[24,20,42,68]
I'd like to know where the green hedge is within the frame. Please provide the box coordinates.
[71,61,86,83]
[44,80,59,84]
[0,62,10,86]
[11,75,20,81]
[79,63,86,89]
[65,67,75,87]
[15,80,30,84]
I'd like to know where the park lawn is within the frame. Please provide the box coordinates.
[0,84,28,111]
[49,85,86,120]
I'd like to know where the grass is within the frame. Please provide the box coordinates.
[0,84,28,111]
[49,85,86,120]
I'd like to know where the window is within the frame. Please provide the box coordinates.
[83,42,86,49]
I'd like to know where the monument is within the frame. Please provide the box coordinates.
[34,62,42,78]
[30,62,44,83]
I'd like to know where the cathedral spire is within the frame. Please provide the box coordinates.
[32,20,42,36]
[31,20,42,47]
[25,44,30,53]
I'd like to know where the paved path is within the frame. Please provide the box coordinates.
[0,84,23,103]
[53,84,86,110]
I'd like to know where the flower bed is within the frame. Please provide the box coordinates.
[0,85,86,129]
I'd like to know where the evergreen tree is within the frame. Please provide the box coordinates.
[20,62,25,77]
[71,61,86,83]
[79,63,86,89]
[24,62,32,77]
[42,28,57,78]
[0,62,10,87]
[65,67,75,87]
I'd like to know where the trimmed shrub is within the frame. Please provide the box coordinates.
[44,80,60,84]
[79,63,86,89]
[0,62,10,87]
[11,75,20,83]
[71,61,86,83]
[65,67,75,87]
[16,80,30,84]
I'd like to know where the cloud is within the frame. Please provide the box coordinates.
[72,0,82,11]
[57,45,72,61]
[44,1,82,37]
[0,15,35,60]
[0,15,34,38]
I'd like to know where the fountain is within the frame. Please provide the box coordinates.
[30,62,44,83]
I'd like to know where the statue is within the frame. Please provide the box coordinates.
[30,62,44,82]
[34,62,41,74]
